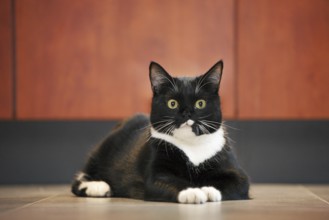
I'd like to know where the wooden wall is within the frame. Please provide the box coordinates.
[15,0,235,119]
[0,0,13,119]
[237,0,329,119]
[1,0,328,120]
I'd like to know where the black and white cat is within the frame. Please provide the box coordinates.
[71,60,250,204]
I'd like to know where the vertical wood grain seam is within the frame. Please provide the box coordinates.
[10,0,16,120]
[233,0,239,119]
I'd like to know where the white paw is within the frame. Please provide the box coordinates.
[79,181,111,197]
[177,188,207,204]
[201,186,222,202]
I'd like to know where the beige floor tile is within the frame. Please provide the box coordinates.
[0,184,328,220]
[304,185,329,203]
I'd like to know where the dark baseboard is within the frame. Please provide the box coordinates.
[0,120,328,184]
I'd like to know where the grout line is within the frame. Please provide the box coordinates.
[301,185,329,206]
[0,195,58,216]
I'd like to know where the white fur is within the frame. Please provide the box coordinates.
[151,123,226,166]
[178,188,207,204]
[201,186,222,202]
[186,119,194,126]
[79,181,111,197]
[76,172,86,181]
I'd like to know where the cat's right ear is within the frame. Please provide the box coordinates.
[149,61,175,94]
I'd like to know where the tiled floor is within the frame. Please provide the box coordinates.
[0,185,328,220]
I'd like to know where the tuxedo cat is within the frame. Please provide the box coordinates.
[71,60,250,204]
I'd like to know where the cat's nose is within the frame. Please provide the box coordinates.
[182,110,192,118]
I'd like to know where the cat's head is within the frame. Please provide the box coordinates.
[149,61,223,136]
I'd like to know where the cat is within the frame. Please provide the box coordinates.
[71,60,250,204]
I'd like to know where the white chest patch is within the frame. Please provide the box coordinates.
[150,124,226,166]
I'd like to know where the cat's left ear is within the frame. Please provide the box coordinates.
[149,61,175,94]
[198,60,223,93]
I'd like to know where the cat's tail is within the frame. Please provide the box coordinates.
[71,172,112,197]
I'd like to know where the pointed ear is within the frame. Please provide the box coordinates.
[197,60,223,93]
[149,61,175,93]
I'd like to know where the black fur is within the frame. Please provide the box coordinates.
[72,60,250,202]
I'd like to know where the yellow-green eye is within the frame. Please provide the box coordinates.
[195,99,206,109]
[167,99,179,109]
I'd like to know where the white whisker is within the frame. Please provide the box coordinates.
[157,122,174,132]
[155,120,175,133]
[163,116,174,118]
[201,120,221,125]
[221,121,240,130]
[136,124,152,132]
[199,114,213,119]
[152,119,173,125]
[199,121,218,130]
[198,124,210,134]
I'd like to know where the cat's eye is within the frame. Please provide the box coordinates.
[167,99,179,109]
[195,99,206,109]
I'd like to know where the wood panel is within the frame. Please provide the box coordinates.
[16,0,235,119]
[0,0,13,119]
[237,0,329,119]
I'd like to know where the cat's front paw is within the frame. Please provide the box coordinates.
[177,188,207,204]
[78,181,111,197]
[201,186,222,202]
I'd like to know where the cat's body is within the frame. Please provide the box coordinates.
[72,61,249,204]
